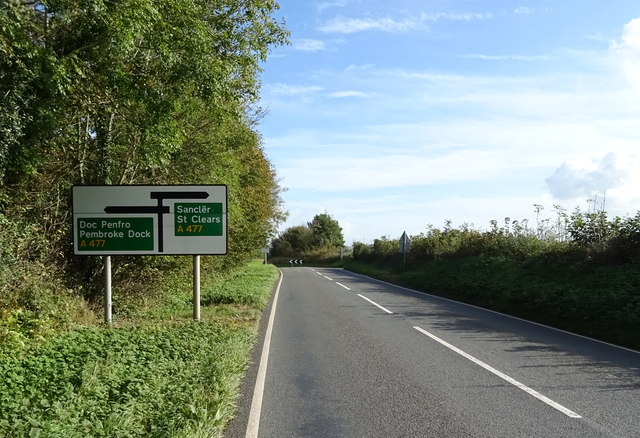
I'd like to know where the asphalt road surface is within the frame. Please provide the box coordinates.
[226,267,640,438]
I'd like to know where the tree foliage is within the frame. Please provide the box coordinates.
[346,209,640,350]
[0,0,289,299]
[351,207,640,264]
[1,0,288,184]
[271,213,344,257]
[308,212,345,248]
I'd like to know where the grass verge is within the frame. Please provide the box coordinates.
[345,256,640,351]
[0,260,279,438]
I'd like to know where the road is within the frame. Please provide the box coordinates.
[226,267,640,437]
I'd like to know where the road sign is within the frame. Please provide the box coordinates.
[73,185,227,255]
[399,231,410,253]
[174,203,223,236]
[400,231,410,271]
[76,217,154,252]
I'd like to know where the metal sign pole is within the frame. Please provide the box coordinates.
[403,246,407,272]
[193,255,201,321]
[104,255,112,323]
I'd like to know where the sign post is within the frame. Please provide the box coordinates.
[73,185,227,322]
[400,231,410,271]
[193,255,201,321]
[104,255,112,323]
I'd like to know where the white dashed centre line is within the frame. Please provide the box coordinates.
[357,294,393,314]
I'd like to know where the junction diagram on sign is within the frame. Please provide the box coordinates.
[73,185,227,255]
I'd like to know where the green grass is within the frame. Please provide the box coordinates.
[0,260,279,438]
[346,256,640,350]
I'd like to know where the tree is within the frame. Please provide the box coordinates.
[271,213,345,257]
[308,212,344,248]
[272,226,313,255]
[1,0,288,188]
[1,0,289,297]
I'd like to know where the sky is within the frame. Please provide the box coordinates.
[258,1,640,244]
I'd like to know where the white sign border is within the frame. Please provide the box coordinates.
[72,185,228,256]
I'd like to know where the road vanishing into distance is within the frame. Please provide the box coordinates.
[226,267,640,438]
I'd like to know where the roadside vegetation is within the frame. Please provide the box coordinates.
[269,212,346,265]
[346,207,640,351]
[1,1,287,436]
[0,260,279,437]
[1,0,288,306]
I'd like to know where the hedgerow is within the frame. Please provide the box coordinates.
[347,208,640,350]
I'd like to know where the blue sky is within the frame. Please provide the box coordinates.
[258,1,640,244]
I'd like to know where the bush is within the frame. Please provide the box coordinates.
[0,261,279,437]
[352,241,371,259]
[0,323,251,437]
[344,212,640,350]
[0,213,94,353]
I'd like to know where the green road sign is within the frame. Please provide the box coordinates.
[72,185,227,255]
[174,203,223,236]
[76,217,154,252]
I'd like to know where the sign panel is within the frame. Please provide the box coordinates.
[73,185,227,255]
[77,217,154,252]
[174,203,223,236]
[399,231,410,254]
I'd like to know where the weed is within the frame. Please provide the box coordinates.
[346,212,640,351]
[0,261,279,437]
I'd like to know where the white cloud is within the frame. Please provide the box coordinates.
[269,114,636,194]
[461,54,552,61]
[293,38,327,52]
[318,10,492,34]
[513,6,553,16]
[544,152,640,217]
[278,148,513,192]
[318,15,427,34]
[585,32,609,43]
[328,90,368,98]
[317,1,348,13]
[420,11,493,22]
[545,153,628,200]
[344,63,376,72]
[612,17,640,90]
[267,83,324,97]
[513,6,533,16]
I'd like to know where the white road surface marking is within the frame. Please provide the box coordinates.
[246,271,284,438]
[413,326,582,419]
[358,294,394,314]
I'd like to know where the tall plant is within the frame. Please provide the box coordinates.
[1,0,289,298]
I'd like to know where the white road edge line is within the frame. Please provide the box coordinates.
[345,270,640,357]
[336,282,351,290]
[246,270,284,438]
[412,326,582,419]
[323,276,333,281]
[357,294,394,314]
